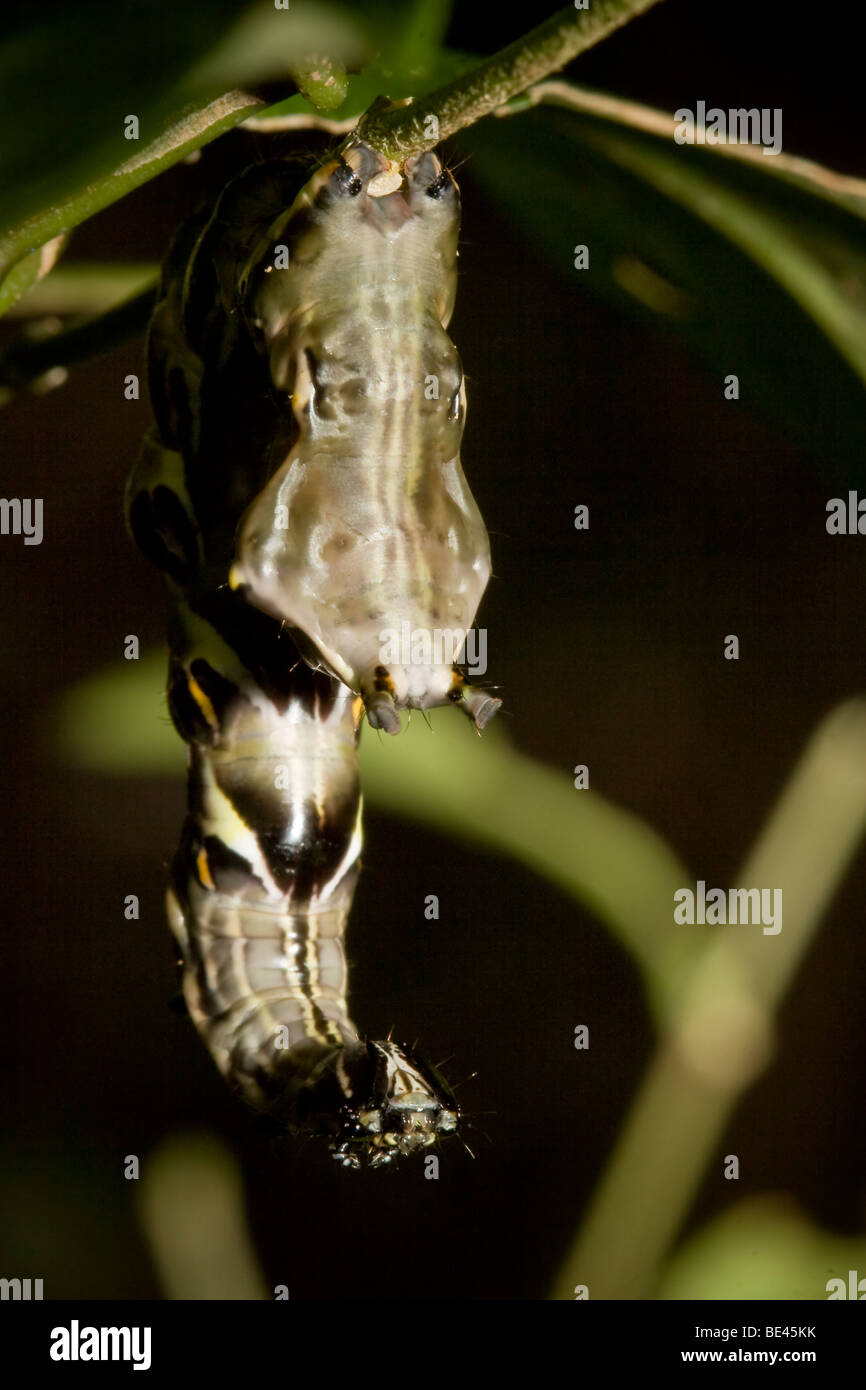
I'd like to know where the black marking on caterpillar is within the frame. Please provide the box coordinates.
[126,148,464,1167]
[226,140,501,735]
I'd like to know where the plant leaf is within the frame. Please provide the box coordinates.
[464,88,866,478]
[656,1195,866,1300]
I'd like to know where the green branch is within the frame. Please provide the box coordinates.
[357,0,665,159]
[550,700,866,1300]
[138,1133,269,1300]
[0,90,263,318]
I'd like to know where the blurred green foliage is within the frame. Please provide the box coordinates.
[657,1196,866,1301]
[468,92,866,476]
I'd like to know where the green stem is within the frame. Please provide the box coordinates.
[4,262,160,319]
[357,0,665,159]
[550,700,866,1299]
[138,1133,269,1300]
[0,91,262,317]
[286,55,348,112]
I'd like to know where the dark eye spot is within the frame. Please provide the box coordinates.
[425,170,451,200]
[334,163,363,197]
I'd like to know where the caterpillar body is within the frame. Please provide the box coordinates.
[227,141,501,734]
[126,153,459,1167]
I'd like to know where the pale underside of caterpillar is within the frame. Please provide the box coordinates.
[125,141,476,1167]
[228,140,501,734]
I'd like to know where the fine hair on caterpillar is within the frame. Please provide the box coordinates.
[259,1037,459,1169]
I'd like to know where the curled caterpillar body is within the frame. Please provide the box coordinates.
[229,141,501,734]
[127,156,464,1164]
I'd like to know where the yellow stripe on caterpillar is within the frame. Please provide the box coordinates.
[187,673,219,731]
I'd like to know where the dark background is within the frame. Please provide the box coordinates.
[1,1,864,1299]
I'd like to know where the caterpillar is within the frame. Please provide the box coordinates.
[126,153,460,1167]
[227,139,501,734]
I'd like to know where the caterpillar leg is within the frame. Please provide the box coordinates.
[449,679,502,732]
[362,667,404,735]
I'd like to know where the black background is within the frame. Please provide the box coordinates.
[1,0,864,1300]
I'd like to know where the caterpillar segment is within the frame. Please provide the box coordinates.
[226,140,501,734]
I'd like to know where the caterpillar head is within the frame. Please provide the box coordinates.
[294,1040,459,1170]
[242,137,461,355]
